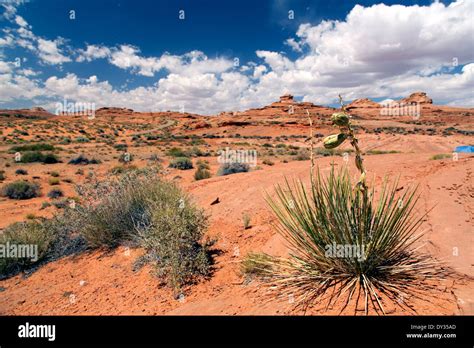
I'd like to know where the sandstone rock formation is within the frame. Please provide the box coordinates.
[233,94,333,118]
[346,98,381,110]
[95,107,134,115]
[400,92,433,105]
[279,94,294,104]
[30,107,48,112]
[0,107,54,118]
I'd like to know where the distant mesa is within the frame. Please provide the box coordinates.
[0,91,462,121]
[267,94,320,109]
[96,107,134,115]
[0,106,53,119]
[216,94,331,118]
[30,106,48,112]
[346,98,381,110]
[400,92,433,105]
[346,92,433,111]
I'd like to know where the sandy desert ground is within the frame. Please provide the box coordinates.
[0,92,472,315]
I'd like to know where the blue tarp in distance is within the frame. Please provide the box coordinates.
[454,145,474,153]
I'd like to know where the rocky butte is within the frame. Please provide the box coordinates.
[400,91,433,105]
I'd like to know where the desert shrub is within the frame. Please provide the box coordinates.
[73,170,179,246]
[295,150,310,161]
[48,178,60,185]
[169,157,193,170]
[52,199,69,209]
[110,164,138,175]
[73,170,212,291]
[0,212,87,278]
[42,153,60,164]
[187,146,206,157]
[19,151,43,163]
[50,171,60,177]
[0,170,5,181]
[68,155,101,165]
[430,153,451,160]
[47,189,64,199]
[217,162,249,176]
[194,160,211,180]
[74,136,90,143]
[134,189,211,290]
[48,178,60,186]
[194,167,211,181]
[15,169,28,175]
[13,128,28,135]
[40,201,51,209]
[196,160,210,170]
[190,137,206,146]
[118,153,133,163]
[114,143,128,151]
[148,154,162,163]
[146,134,159,140]
[167,147,187,157]
[0,221,53,276]
[262,159,274,166]
[10,143,54,152]
[19,151,59,164]
[59,137,71,144]
[1,181,40,199]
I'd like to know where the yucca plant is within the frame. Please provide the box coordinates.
[245,96,448,314]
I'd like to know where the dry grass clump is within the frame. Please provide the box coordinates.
[194,160,211,180]
[430,153,451,160]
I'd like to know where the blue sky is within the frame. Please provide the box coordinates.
[0,0,472,113]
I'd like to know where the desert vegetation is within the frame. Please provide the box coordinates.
[1,180,41,199]
[0,91,471,315]
[194,161,212,181]
[243,97,450,314]
[217,162,250,176]
[0,168,213,293]
[0,212,86,278]
[18,151,60,164]
[68,154,101,165]
[169,157,193,170]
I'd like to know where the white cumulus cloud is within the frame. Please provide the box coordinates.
[0,0,473,112]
